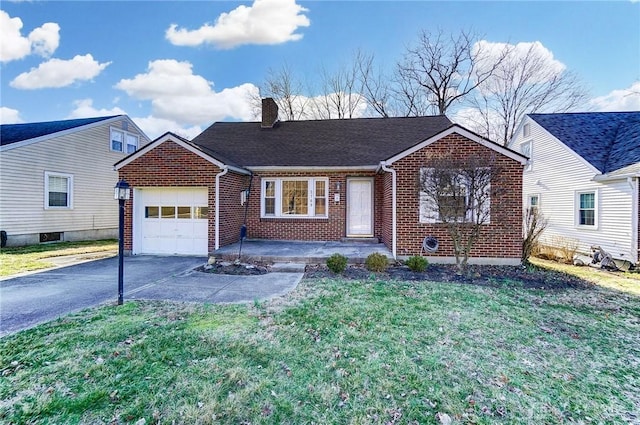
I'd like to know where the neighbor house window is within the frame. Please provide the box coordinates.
[261,178,328,218]
[521,141,532,171]
[528,194,540,213]
[45,172,73,209]
[111,128,139,153]
[577,191,597,227]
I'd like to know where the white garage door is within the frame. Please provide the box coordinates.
[135,188,208,255]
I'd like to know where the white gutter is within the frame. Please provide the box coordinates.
[379,161,397,259]
[630,177,639,264]
[215,166,229,250]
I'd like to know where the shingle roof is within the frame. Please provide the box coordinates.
[0,115,120,146]
[529,112,640,173]
[191,115,453,167]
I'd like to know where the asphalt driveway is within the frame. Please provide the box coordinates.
[0,256,302,337]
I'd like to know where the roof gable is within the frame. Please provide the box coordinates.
[114,132,250,175]
[385,125,528,165]
[190,115,453,168]
[1,116,121,147]
[529,112,640,173]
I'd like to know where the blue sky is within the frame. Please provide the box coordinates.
[1,0,639,139]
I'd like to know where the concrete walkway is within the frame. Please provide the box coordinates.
[213,239,393,263]
[1,255,303,337]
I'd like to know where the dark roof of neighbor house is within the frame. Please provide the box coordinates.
[191,115,454,167]
[0,115,120,146]
[529,112,640,173]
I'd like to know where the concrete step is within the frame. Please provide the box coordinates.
[270,262,307,273]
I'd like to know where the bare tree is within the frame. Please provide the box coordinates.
[397,28,505,115]
[522,205,547,265]
[311,62,365,119]
[255,63,309,121]
[468,42,589,145]
[419,154,502,273]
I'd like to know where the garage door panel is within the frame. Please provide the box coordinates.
[135,188,209,256]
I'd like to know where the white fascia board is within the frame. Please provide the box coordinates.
[114,133,250,175]
[246,165,379,172]
[385,125,528,165]
[1,115,126,152]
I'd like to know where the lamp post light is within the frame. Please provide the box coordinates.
[114,179,130,305]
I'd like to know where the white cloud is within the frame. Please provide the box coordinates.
[131,116,203,140]
[589,82,640,111]
[115,59,259,125]
[67,99,126,118]
[66,98,201,140]
[0,107,23,124]
[10,54,111,89]
[0,10,60,62]
[474,40,566,83]
[166,0,310,49]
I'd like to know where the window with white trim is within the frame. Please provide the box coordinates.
[576,190,597,227]
[528,194,540,213]
[523,123,531,138]
[45,172,73,209]
[419,168,491,224]
[521,141,532,172]
[111,128,139,153]
[261,178,328,218]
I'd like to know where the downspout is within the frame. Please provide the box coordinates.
[215,166,229,251]
[629,177,639,265]
[379,161,397,259]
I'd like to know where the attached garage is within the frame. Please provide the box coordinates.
[133,187,208,255]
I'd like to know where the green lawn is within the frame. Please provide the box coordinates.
[0,240,117,277]
[1,273,638,424]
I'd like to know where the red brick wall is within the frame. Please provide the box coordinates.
[392,134,524,259]
[219,172,251,247]
[245,170,379,241]
[118,140,223,252]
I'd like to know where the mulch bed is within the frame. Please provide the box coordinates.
[304,263,594,290]
[196,259,594,290]
[196,262,270,275]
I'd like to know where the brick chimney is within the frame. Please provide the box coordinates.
[261,97,279,128]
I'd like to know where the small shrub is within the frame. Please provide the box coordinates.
[551,235,579,264]
[365,252,388,272]
[405,255,429,272]
[326,253,348,274]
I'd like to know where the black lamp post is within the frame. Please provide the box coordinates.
[114,179,130,305]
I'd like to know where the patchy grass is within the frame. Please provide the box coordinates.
[531,257,640,296]
[1,276,639,424]
[0,240,117,277]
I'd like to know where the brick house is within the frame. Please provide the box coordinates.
[115,98,527,264]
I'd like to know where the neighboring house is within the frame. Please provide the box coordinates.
[0,115,151,246]
[115,98,527,263]
[510,111,640,265]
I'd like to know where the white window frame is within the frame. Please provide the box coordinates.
[110,127,139,153]
[419,168,491,225]
[575,190,598,229]
[44,171,73,209]
[521,140,532,172]
[260,177,329,219]
[523,123,531,138]
[528,194,540,212]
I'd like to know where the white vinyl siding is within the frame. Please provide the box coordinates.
[511,117,637,263]
[521,140,532,172]
[0,118,149,237]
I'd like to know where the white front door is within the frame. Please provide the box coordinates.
[134,188,208,255]
[347,178,373,236]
